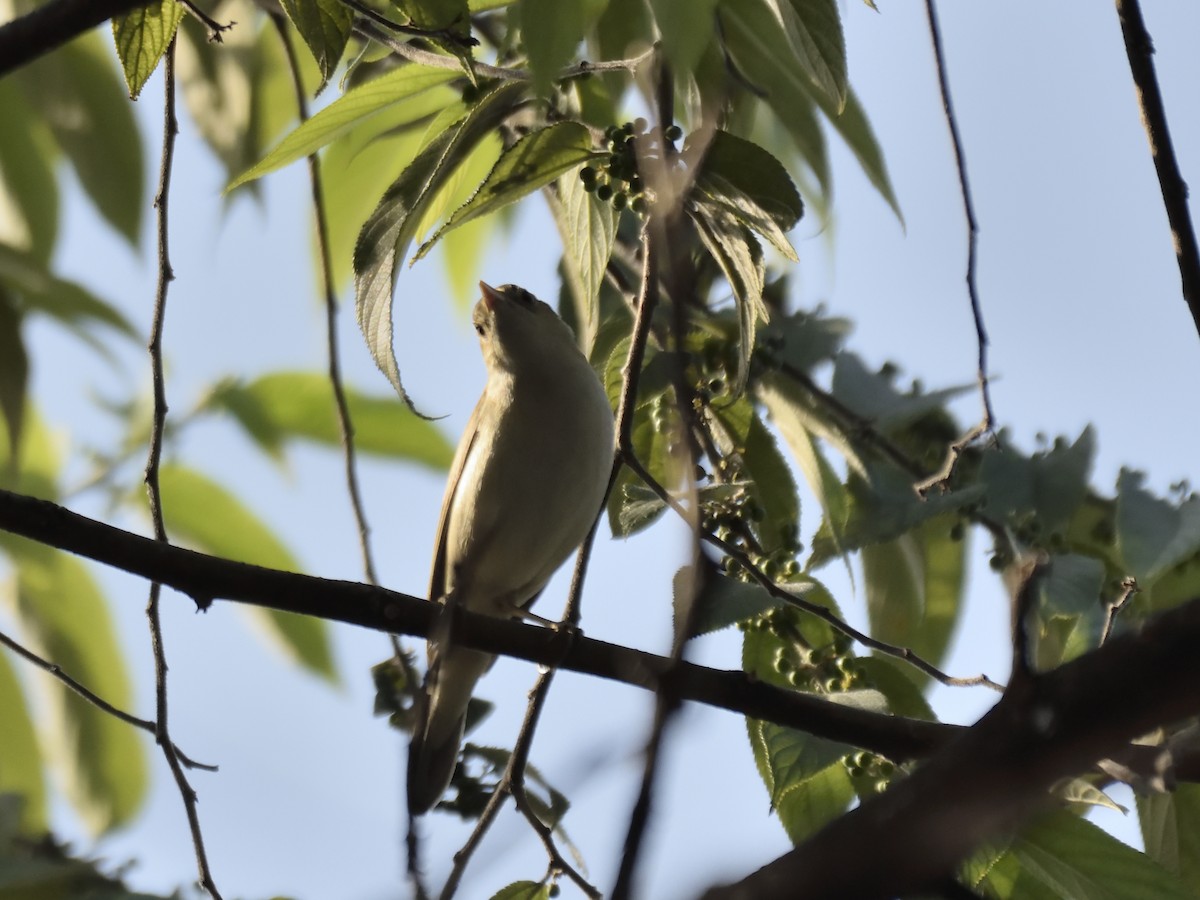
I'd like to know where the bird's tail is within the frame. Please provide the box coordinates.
[406,646,494,815]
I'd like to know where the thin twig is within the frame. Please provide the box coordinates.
[0,626,215,770]
[351,17,652,83]
[917,0,995,496]
[274,16,380,591]
[1100,577,1139,646]
[178,0,234,43]
[144,40,223,900]
[1114,0,1200,338]
[338,0,476,48]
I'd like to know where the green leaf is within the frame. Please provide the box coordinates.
[607,403,680,537]
[809,461,983,568]
[968,810,1194,899]
[675,563,801,637]
[0,649,47,834]
[17,34,143,246]
[1140,784,1200,894]
[551,164,618,356]
[280,0,353,85]
[690,203,766,395]
[821,88,900,220]
[111,0,185,99]
[650,0,718,73]
[414,121,600,260]
[1030,553,1105,669]
[774,0,847,110]
[863,515,967,683]
[978,428,1096,537]
[157,464,337,681]
[490,880,551,900]
[354,80,525,406]
[5,546,148,834]
[205,371,453,467]
[690,130,802,260]
[831,352,975,432]
[0,243,139,345]
[518,0,609,96]
[228,63,460,191]
[0,79,59,264]
[855,656,935,720]
[0,292,27,463]
[1116,468,1200,586]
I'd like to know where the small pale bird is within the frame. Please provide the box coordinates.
[406,281,615,815]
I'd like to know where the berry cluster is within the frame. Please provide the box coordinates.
[579,119,683,213]
[843,750,895,793]
[745,618,867,695]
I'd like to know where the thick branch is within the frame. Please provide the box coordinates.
[0,0,149,78]
[0,487,951,762]
[701,591,1200,899]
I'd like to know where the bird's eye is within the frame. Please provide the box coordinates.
[474,323,486,336]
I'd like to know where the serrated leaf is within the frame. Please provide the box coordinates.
[1139,784,1200,894]
[6,546,148,834]
[354,80,525,405]
[552,164,618,355]
[518,0,609,96]
[978,428,1095,537]
[747,718,853,843]
[414,122,599,260]
[228,64,460,191]
[280,0,353,84]
[111,0,185,99]
[968,810,1194,900]
[1116,468,1200,586]
[772,0,846,110]
[0,649,46,834]
[690,130,802,260]
[156,464,336,681]
[674,564,800,637]
[691,203,765,395]
[205,371,453,467]
[650,0,718,72]
[0,79,58,264]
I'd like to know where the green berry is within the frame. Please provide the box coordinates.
[579,166,597,184]
[596,183,613,201]
[664,124,683,141]
[634,116,648,133]
[612,191,627,210]
[631,196,647,214]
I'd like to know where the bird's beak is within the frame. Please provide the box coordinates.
[479,281,501,312]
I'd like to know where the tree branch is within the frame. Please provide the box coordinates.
[0,0,149,78]
[0,486,954,763]
[1114,0,1200,341]
[700,590,1200,899]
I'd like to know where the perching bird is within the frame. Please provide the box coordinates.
[406,281,615,815]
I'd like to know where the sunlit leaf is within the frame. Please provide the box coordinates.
[111,0,185,99]
[157,465,337,681]
[1140,784,1200,895]
[518,0,609,96]
[490,880,551,900]
[354,80,525,406]
[773,0,846,110]
[966,810,1194,899]
[414,122,599,260]
[551,164,618,355]
[206,371,453,467]
[228,63,460,191]
[6,545,148,834]
[0,649,46,834]
[280,0,353,84]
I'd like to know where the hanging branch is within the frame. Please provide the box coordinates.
[1114,0,1200,339]
[144,39,223,900]
[915,0,996,496]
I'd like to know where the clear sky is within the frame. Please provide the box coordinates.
[15,2,1200,899]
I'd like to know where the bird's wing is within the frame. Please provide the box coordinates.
[427,392,487,606]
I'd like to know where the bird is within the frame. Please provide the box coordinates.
[406,281,615,815]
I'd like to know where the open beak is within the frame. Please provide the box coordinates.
[479,281,501,312]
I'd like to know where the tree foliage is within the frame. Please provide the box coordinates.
[1,0,1200,898]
